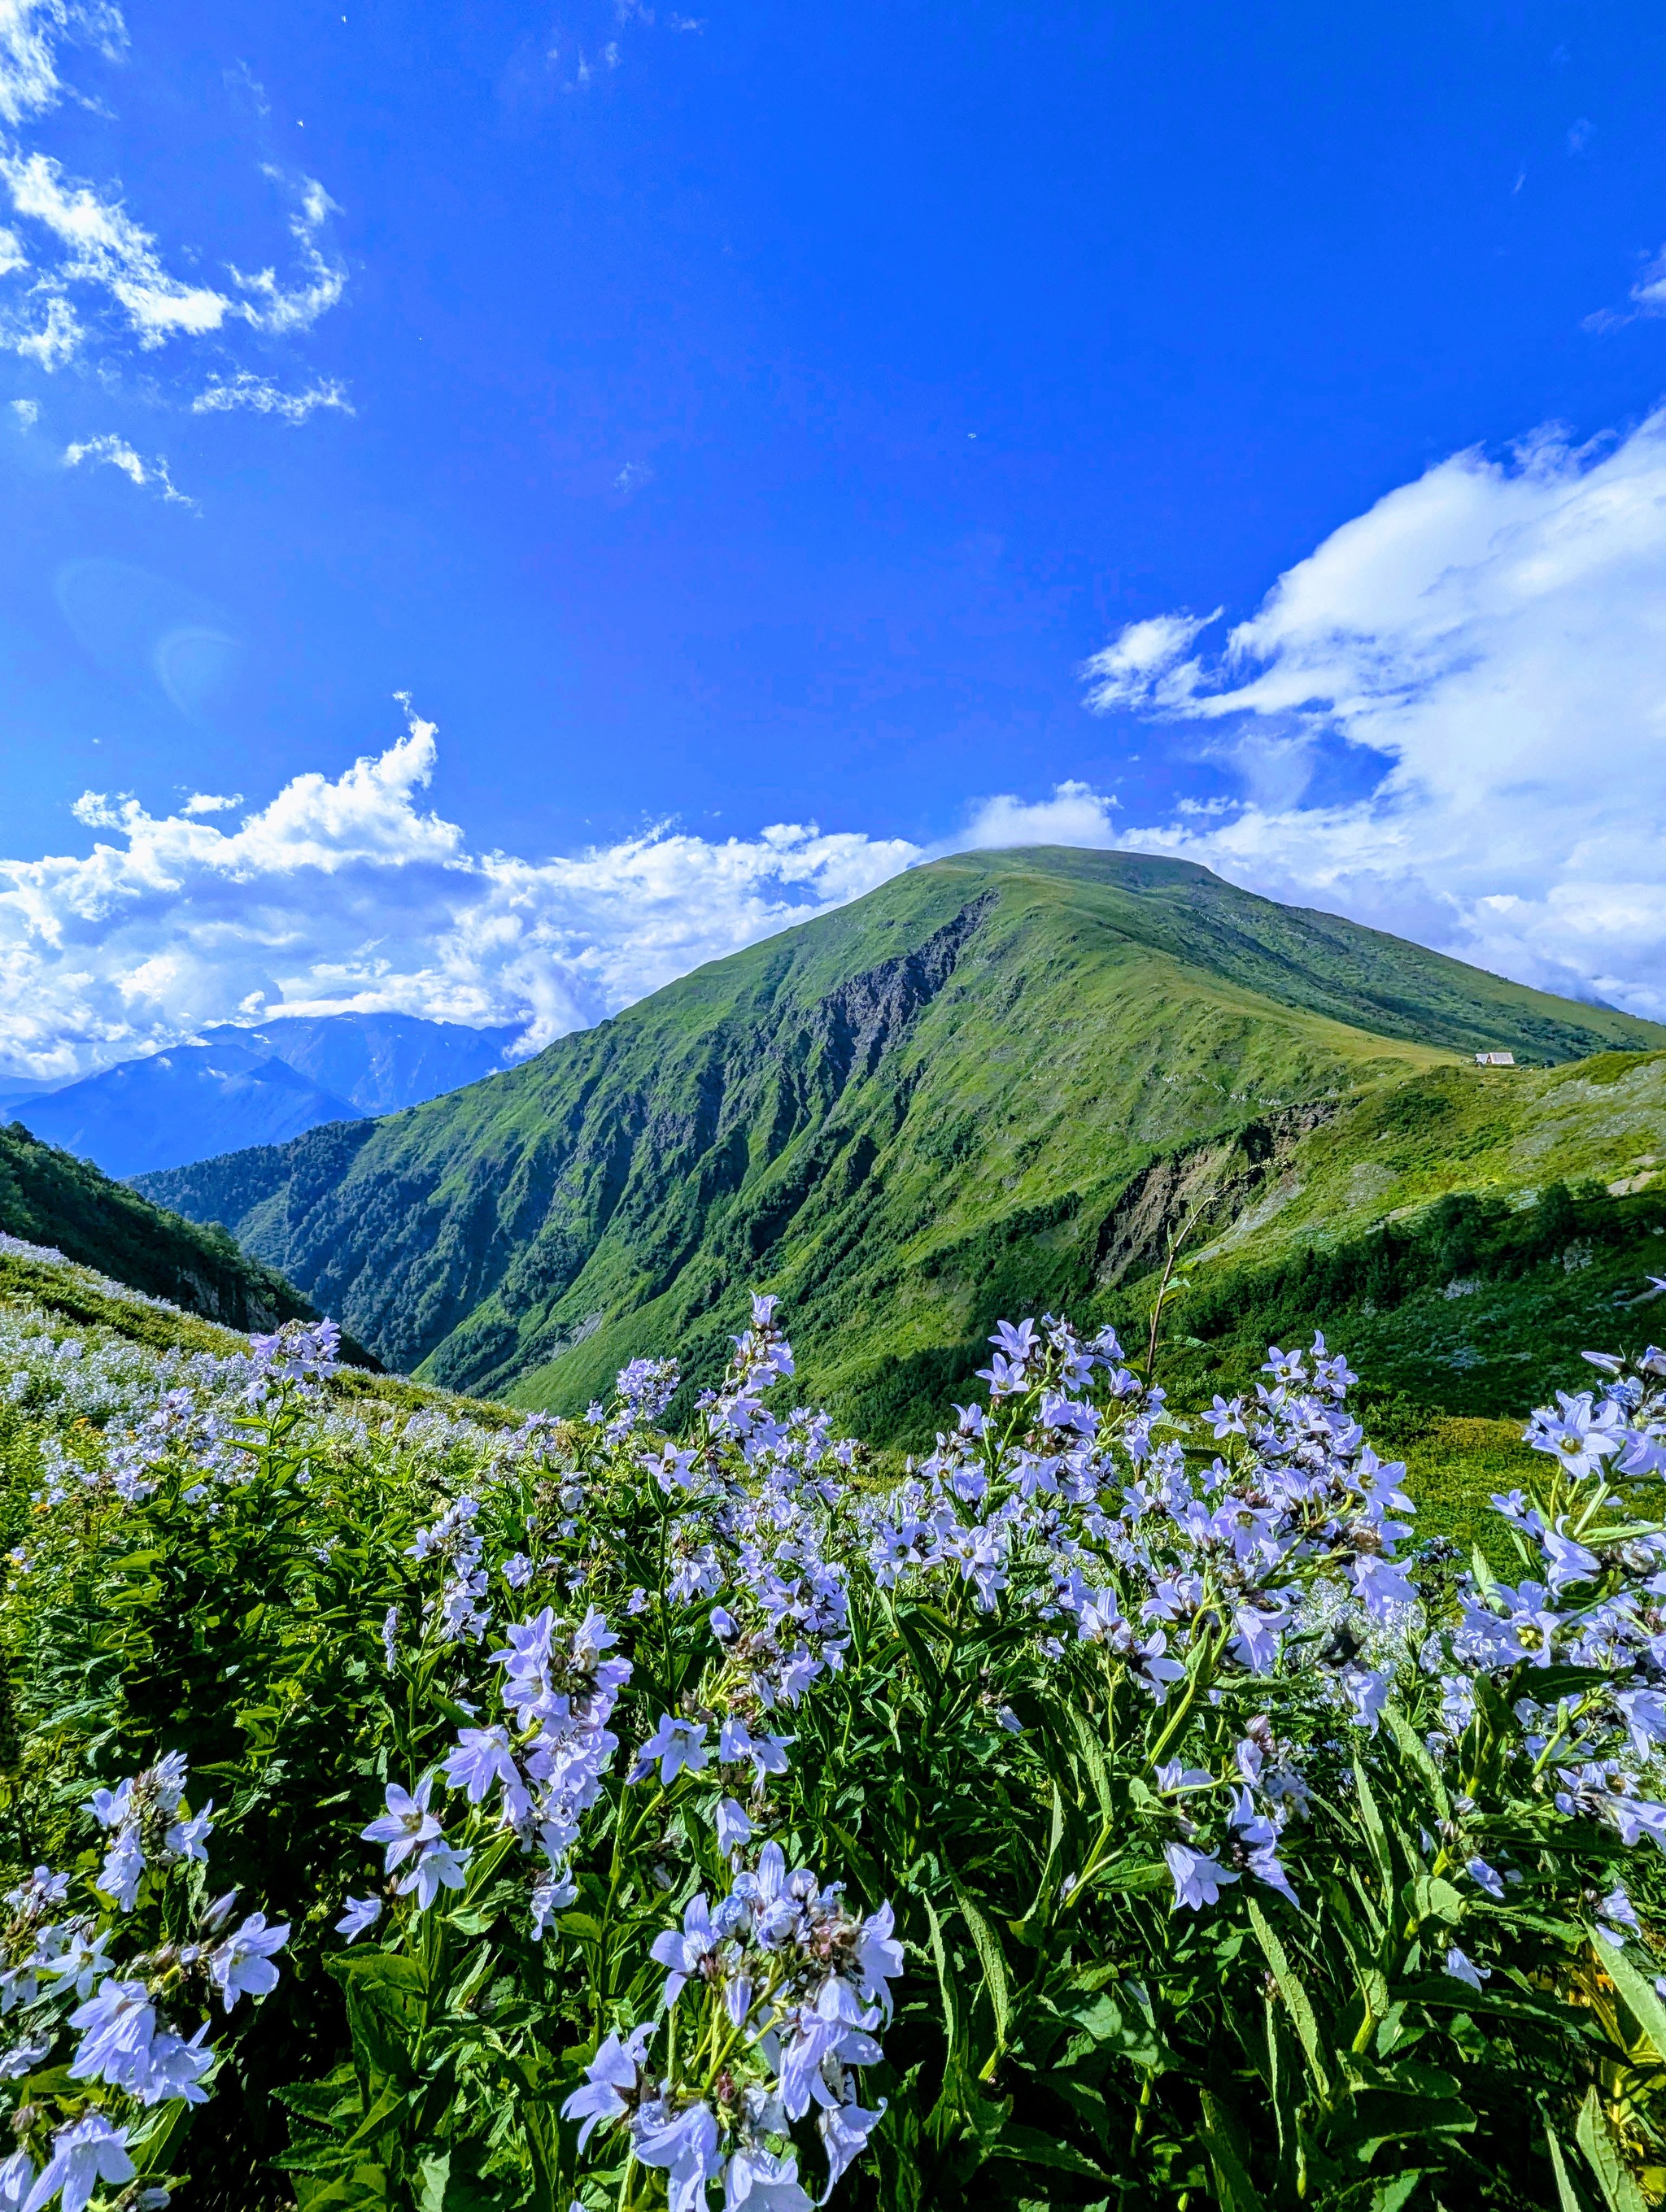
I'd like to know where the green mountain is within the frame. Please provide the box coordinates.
[133,848,1666,1440]
[0,1117,344,1343]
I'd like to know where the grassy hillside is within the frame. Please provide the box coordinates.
[0,1230,512,1429]
[135,848,1665,1437]
[0,1117,338,1339]
[1095,1053,1666,1428]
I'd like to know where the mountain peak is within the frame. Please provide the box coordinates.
[134,861,1665,1439]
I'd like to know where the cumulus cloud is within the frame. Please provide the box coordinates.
[63,429,190,503]
[0,1,347,407]
[1085,411,1666,1020]
[955,780,1119,850]
[0,708,926,1082]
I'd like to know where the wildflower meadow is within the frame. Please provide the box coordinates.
[0,1250,1664,2208]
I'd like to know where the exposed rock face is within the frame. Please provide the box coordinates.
[798,897,996,1098]
[1092,1101,1342,1287]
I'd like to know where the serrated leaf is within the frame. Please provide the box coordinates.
[988,2123,1106,2179]
[951,1875,1014,2053]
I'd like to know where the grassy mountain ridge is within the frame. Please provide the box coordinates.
[0,1118,338,1341]
[134,848,1666,1435]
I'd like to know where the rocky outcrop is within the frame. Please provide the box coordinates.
[1093,1101,1341,1287]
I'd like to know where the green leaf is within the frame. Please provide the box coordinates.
[1198,2089,1265,2212]
[1594,1935,1666,2062]
[1350,1757,1393,1906]
[1092,1859,1170,1896]
[1370,2177,1427,2212]
[1513,1664,1614,1707]
[1066,1709,1115,1822]
[1576,2084,1647,2212]
[922,1892,961,2058]
[951,1875,1014,2054]
[988,2124,1106,2179]
[1411,1873,1464,1927]
[1061,1988,1163,2071]
[1383,1704,1450,1822]
[1247,1900,1331,2103]
[1546,2125,1585,2212]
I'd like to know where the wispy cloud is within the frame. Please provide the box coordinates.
[0,0,124,128]
[0,0,348,429]
[2,148,234,346]
[190,369,351,422]
[63,429,190,503]
[225,171,346,337]
[1583,244,1666,333]
[1081,608,1221,713]
[1084,411,1666,1021]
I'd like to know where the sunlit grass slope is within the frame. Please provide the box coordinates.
[134,848,1666,1443]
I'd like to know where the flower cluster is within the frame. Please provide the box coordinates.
[357,1605,633,1938]
[408,1493,490,1644]
[0,1754,286,2209]
[565,1840,901,2211]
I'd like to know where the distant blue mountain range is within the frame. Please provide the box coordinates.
[0,1013,524,1179]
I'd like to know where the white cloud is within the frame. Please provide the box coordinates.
[2,148,231,345]
[191,369,351,422]
[226,172,345,337]
[0,0,123,127]
[954,780,1119,851]
[8,389,32,420]
[1081,607,1220,712]
[0,2,347,406]
[0,151,347,364]
[1086,409,1666,1021]
[0,709,926,1081]
[63,429,190,503]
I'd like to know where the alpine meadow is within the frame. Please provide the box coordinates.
[10,2,1666,2201]
[0,845,1665,2206]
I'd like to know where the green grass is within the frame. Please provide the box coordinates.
[131,847,1666,1443]
[0,1243,516,1428]
[1396,1414,1544,1573]
[0,1117,321,1338]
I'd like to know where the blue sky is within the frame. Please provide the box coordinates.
[5,0,1666,1077]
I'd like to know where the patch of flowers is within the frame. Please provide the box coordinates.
[2,1282,1666,2205]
